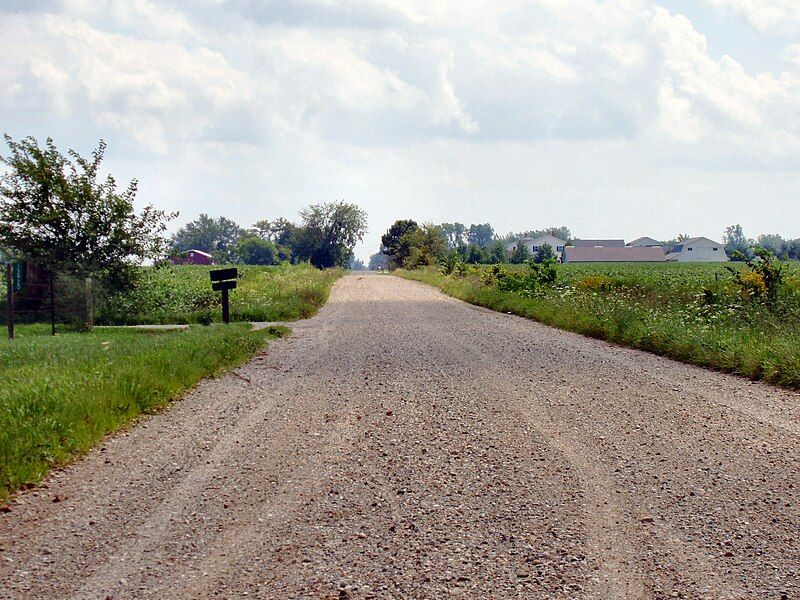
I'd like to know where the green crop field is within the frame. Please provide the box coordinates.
[398,261,800,388]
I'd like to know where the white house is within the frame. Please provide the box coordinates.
[665,237,728,262]
[627,237,663,248]
[505,235,568,259]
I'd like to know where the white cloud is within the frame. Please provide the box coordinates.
[704,0,800,33]
[1,0,799,258]
[648,6,800,157]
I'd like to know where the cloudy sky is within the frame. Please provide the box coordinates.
[2,0,799,259]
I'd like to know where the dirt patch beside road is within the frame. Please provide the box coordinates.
[1,273,798,598]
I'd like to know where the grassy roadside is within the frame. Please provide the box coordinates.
[98,263,342,325]
[396,267,800,389]
[0,324,285,501]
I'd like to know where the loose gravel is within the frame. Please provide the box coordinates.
[0,273,797,599]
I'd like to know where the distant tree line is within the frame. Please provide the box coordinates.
[373,220,800,270]
[373,220,573,270]
[170,201,367,269]
[721,225,800,261]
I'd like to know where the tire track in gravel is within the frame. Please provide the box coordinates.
[1,273,798,599]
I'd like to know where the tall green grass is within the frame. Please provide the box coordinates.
[98,263,342,325]
[397,266,800,389]
[0,324,282,500]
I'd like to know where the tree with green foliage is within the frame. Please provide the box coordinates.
[294,201,368,269]
[249,217,296,262]
[400,223,448,269]
[532,242,555,264]
[381,219,419,269]
[236,235,278,265]
[787,239,800,260]
[464,243,484,264]
[467,223,495,247]
[486,240,508,264]
[368,249,389,270]
[723,224,752,261]
[440,222,467,248]
[756,234,788,258]
[0,136,175,330]
[348,255,366,270]
[172,214,245,263]
[509,242,532,264]
[251,219,274,240]
[518,226,571,242]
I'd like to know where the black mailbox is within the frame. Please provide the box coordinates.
[209,268,237,323]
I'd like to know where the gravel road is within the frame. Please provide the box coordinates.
[1,273,798,599]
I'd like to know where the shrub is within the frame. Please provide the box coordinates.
[577,275,622,292]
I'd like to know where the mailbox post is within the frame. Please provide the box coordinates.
[209,267,238,324]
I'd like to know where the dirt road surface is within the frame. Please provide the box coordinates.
[1,274,798,599]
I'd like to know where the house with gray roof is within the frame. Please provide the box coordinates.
[562,246,666,263]
[571,239,625,248]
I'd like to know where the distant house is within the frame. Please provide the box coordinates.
[571,239,625,248]
[627,237,663,248]
[665,237,728,262]
[171,249,214,265]
[505,235,568,259]
[562,246,666,263]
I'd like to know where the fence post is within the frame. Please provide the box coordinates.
[85,276,93,331]
[5,263,13,340]
[50,271,56,336]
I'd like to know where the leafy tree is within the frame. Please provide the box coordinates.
[440,222,466,248]
[0,136,175,329]
[723,224,752,261]
[236,235,278,265]
[381,219,418,269]
[172,214,245,263]
[368,249,389,270]
[249,217,297,262]
[486,240,508,264]
[509,242,532,264]
[467,223,495,247]
[756,234,787,258]
[294,201,368,268]
[465,243,484,264]
[787,239,800,260]
[401,223,448,269]
[532,242,555,263]
[251,219,273,240]
[518,226,572,242]
[251,217,297,245]
[348,255,366,270]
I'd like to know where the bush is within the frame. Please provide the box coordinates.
[577,275,622,292]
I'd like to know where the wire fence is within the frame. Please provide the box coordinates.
[1,263,91,328]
